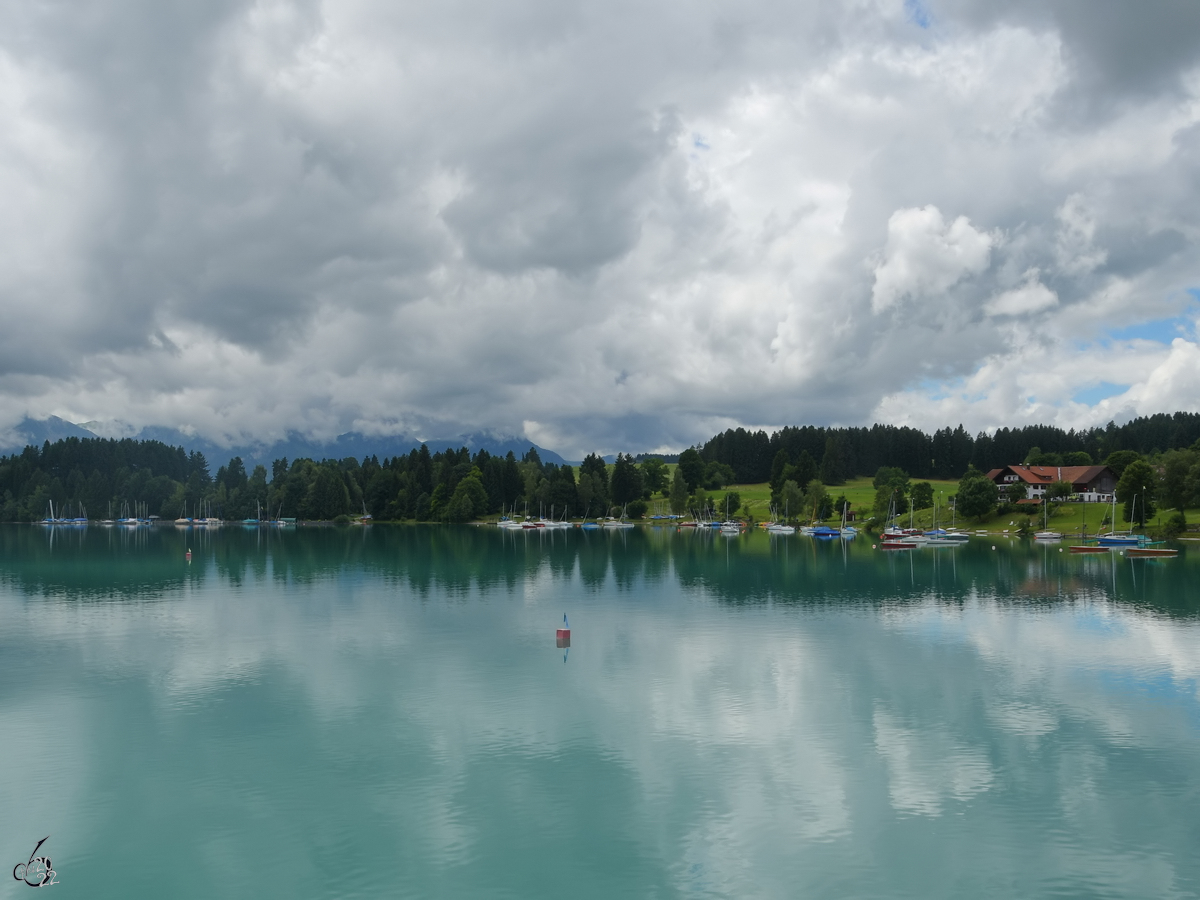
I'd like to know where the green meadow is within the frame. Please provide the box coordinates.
[508,463,1199,537]
[711,476,1194,535]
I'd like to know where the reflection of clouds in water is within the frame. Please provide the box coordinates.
[629,624,851,841]
[5,570,419,721]
[873,705,994,817]
[6,557,1200,895]
[1057,747,1106,825]
[0,697,90,869]
[886,594,1200,744]
[675,816,752,898]
[988,701,1058,738]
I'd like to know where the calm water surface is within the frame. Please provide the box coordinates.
[1,524,1198,899]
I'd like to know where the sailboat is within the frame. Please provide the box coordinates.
[498,503,525,529]
[1097,493,1143,546]
[1033,497,1062,541]
[883,495,925,543]
[838,500,857,538]
[603,505,634,528]
[879,495,916,548]
[718,494,741,534]
[1069,503,1108,553]
[1116,494,1173,555]
[940,500,970,541]
[923,497,959,547]
[767,501,795,535]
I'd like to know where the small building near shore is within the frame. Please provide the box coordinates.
[985,465,1117,503]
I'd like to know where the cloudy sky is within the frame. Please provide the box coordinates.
[2,0,1200,457]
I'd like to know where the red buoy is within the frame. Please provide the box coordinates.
[556,614,570,647]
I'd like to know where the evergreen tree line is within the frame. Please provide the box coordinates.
[0,438,215,522]
[0,438,679,523]
[698,412,1200,484]
[7,410,1200,524]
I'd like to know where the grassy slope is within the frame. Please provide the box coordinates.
[717,477,1197,533]
[722,477,961,524]
[567,465,1199,533]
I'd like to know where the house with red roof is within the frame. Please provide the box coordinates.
[985,465,1117,503]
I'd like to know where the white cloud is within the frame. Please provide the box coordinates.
[871,206,995,313]
[985,270,1058,316]
[1054,194,1108,276]
[0,1,1199,452]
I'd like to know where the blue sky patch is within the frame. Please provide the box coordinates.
[1105,317,1190,344]
[1098,668,1199,705]
[904,0,931,28]
[913,376,962,401]
[1072,381,1129,405]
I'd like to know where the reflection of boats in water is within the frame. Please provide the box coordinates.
[1125,546,1178,558]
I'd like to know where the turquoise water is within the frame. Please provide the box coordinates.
[2,524,1199,899]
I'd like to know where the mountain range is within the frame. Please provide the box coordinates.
[3,417,569,470]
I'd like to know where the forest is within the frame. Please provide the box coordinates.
[0,438,674,523]
[696,412,1200,484]
[2,410,1199,523]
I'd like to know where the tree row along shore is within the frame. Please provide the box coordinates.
[2,411,1199,525]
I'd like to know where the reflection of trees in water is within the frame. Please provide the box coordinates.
[0,525,1195,616]
[0,523,190,600]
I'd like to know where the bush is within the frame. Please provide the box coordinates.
[333,514,352,525]
[625,499,648,519]
[957,465,999,519]
[1163,511,1188,539]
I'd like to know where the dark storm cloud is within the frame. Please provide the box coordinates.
[0,0,1199,454]
[933,0,1200,100]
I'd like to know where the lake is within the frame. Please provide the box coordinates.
[2,524,1198,899]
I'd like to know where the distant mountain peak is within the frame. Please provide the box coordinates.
[1,416,99,449]
[1,417,567,469]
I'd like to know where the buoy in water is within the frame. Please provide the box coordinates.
[186,548,192,562]
[556,613,570,647]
